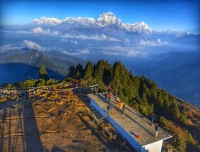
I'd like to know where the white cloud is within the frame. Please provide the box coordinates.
[0,44,23,52]
[140,39,168,46]
[16,27,59,36]
[24,40,42,50]
[90,45,144,57]
[61,39,79,44]
[31,27,59,36]
[61,49,90,56]
[31,27,60,36]
[31,27,43,33]
[62,34,118,41]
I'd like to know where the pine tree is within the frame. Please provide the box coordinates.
[169,97,180,119]
[68,66,76,79]
[75,63,84,79]
[38,65,49,80]
[84,61,94,81]
[94,60,105,81]
[173,135,185,152]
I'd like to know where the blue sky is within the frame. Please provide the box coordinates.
[1,0,199,33]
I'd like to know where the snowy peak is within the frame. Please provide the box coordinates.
[134,22,150,29]
[32,16,62,26]
[97,12,122,26]
[126,22,152,33]
[62,17,95,25]
[31,12,152,33]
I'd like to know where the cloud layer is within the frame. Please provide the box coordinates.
[140,39,168,46]
[24,40,42,50]
[0,44,23,52]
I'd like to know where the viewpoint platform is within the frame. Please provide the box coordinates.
[88,93,172,152]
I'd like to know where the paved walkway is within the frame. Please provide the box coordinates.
[88,93,171,146]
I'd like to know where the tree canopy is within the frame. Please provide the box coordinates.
[38,65,49,80]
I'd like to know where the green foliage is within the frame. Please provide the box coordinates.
[83,61,94,81]
[13,82,23,88]
[139,100,149,116]
[169,97,181,119]
[67,66,76,79]
[23,79,36,87]
[38,65,49,80]
[187,132,193,144]
[75,63,84,79]
[159,116,166,127]
[35,79,45,87]
[2,83,12,88]
[66,59,187,130]
[46,79,59,85]
[173,135,185,152]
[180,109,188,124]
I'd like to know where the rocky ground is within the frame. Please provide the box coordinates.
[0,92,134,152]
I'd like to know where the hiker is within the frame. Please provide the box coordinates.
[119,102,125,116]
[114,89,117,99]
[151,113,155,124]
[107,92,111,102]
[155,123,159,137]
[108,85,111,93]
[104,92,107,99]
[106,104,111,114]
[116,97,119,105]
[93,86,97,95]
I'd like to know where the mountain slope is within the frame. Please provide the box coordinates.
[0,49,86,84]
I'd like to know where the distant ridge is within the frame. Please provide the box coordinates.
[0,49,86,84]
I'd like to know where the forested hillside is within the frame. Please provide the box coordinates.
[1,60,199,152]
[67,60,200,152]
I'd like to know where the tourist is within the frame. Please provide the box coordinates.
[116,97,119,105]
[106,104,111,114]
[151,113,155,125]
[93,86,97,95]
[107,92,111,102]
[155,123,159,137]
[108,85,111,93]
[119,102,125,116]
[104,92,107,99]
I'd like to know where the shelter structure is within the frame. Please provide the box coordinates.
[88,93,172,152]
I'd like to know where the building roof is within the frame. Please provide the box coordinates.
[88,93,172,146]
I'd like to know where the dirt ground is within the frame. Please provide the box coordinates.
[0,92,134,152]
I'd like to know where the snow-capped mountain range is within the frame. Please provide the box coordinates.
[32,12,152,33]
[1,11,197,43]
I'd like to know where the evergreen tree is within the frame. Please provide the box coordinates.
[173,135,185,152]
[68,66,76,79]
[75,63,84,79]
[38,65,49,80]
[84,61,94,81]
[94,60,105,81]
[169,97,181,119]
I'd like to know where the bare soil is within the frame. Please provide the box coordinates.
[0,92,134,152]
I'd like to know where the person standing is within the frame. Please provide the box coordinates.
[108,85,111,93]
[116,97,119,105]
[151,113,155,125]
[107,92,111,102]
[155,123,159,137]
[93,86,97,95]
[106,104,111,114]
[119,102,125,116]
[104,92,107,99]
